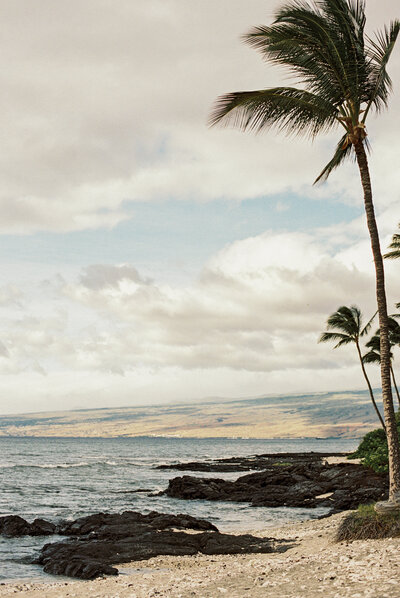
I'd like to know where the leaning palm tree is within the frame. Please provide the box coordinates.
[319,306,385,430]
[384,223,400,260]
[210,0,400,504]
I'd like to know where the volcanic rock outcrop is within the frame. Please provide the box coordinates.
[163,461,387,512]
[0,511,280,580]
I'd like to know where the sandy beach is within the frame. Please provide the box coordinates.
[1,511,399,598]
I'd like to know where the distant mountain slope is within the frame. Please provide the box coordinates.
[0,389,384,438]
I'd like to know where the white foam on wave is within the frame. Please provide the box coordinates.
[1,460,122,469]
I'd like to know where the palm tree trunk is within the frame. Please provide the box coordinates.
[355,341,386,431]
[354,140,400,501]
[390,365,400,409]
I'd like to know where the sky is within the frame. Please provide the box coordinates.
[1,0,400,415]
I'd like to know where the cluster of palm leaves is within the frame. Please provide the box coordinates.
[320,305,400,431]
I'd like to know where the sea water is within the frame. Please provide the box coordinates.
[0,435,359,582]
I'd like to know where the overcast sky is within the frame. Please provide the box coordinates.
[1,0,400,415]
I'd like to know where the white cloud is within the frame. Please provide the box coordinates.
[1,213,399,412]
[0,1,399,413]
[0,285,24,307]
[9,226,387,378]
[0,0,398,232]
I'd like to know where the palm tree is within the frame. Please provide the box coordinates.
[319,306,385,430]
[384,223,400,260]
[363,319,400,408]
[210,0,400,504]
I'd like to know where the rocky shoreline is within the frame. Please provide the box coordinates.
[156,451,349,472]
[161,453,387,512]
[1,512,400,598]
[0,451,388,582]
[0,511,287,580]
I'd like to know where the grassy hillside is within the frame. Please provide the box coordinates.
[0,389,383,438]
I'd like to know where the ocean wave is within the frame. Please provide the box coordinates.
[0,460,121,470]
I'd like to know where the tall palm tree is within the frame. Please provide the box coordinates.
[210,0,400,503]
[319,305,385,430]
[384,223,400,260]
[363,319,400,408]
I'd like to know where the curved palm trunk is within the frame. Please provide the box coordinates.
[355,341,386,431]
[390,365,400,409]
[354,140,400,501]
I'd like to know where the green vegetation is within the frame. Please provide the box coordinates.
[350,415,400,473]
[336,503,400,541]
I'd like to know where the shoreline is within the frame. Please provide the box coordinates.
[1,511,399,597]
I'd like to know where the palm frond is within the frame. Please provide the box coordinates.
[209,87,337,138]
[320,305,366,348]
[363,20,400,119]
[244,2,362,107]
[345,0,367,35]
[384,249,400,260]
[383,224,400,259]
[319,331,352,348]
[388,317,400,346]
[388,316,400,328]
[314,133,353,184]
[365,334,381,351]
[363,349,381,364]
[365,320,399,352]
[319,0,368,104]
[364,334,393,362]
[365,333,394,363]
[361,310,378,337]
[244,23,345,106]
[324,305,361,337]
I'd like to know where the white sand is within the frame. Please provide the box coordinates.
[1,512,399,598]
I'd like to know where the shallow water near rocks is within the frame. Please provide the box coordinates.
[0,435,359,582]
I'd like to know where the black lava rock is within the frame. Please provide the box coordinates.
[163,461,387,511]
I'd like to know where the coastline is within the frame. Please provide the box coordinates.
[0,440,364,583]
[1,511,399,598]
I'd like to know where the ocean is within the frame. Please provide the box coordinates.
[0,435,359,582]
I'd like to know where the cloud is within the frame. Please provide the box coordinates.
[0,1,399,413]
[1,213,399,412]
[0,285,24,307]
[55,227,392,376]
[0,0,398,232]
[78,264,151,291]
[0,341,10,359]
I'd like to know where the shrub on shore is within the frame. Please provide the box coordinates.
[336,504,400,541]
[349,415,400,473]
